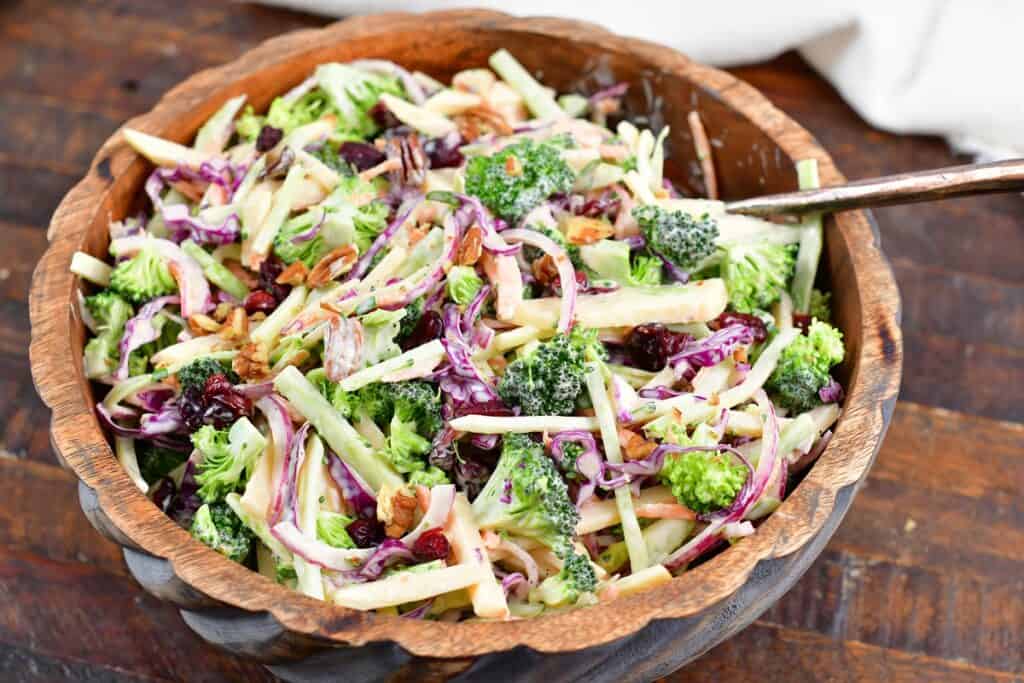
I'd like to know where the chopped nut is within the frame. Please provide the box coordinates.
[454,104,513,141]
[487,355,507,374]
[233,341,271,381]
[618,427,658,462]
[212,302,233,323]
[532,254,559,286]
[732,347,748,363]
[564,216,615,245]
[187,313,221,336]
[219,307,249,341]
[504,155,523,176]
[456,225,484,266]
[276,260,308,286]
[249,312,267,323]
[307,245,359,289]
[385,490,419,538]
[224,259,259,289]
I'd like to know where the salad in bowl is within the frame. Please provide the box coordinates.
[71,49,844,620]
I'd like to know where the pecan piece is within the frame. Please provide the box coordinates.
[386,133,428,188]
[384,490,419,538]
[307,245,358,289]
[233,341,271,381]
[218,307,249,341]
[618,427,658,462]
[531,254,559,286]
[456,225,484,266]
[563,216,615,245]
[187,313,221,336]
[276,260,308,286]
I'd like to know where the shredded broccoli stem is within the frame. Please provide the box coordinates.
[791,158,823,313]
[584,363,650,572]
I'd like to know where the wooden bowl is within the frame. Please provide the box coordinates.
[29,10,902,681]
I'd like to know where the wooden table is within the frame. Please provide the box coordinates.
[4,2,1022,681]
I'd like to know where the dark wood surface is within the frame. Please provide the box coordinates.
[4,1,1021,681]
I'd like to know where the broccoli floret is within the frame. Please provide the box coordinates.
[273,211,329,268]
[721,242,797,314]
[396,297,424,341]
[446,265,484,305]
[765,319,845,414]
[137,442,188,485]
[109,246,177,304]
[356,381,446,481]
[659,448,748,514]
[497,327,605,416]
[465,139,574,221]
[471,433,580,556]
[579,239,662,287]
[630,253,664,286]
[409,466,450,488]
[360,308,405,367]
[82,291,133,378]
[316,63,405,139]
[192,418,267,502]
[810,289,832,322]
[529,550,598,607]
[177,357,239,394]
[190,501,254,563]
[632,205,719,272]
[317,510,356,548]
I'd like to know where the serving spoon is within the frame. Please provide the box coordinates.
[724,158,1024,216]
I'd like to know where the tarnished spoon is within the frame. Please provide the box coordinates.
[724,158,1024,216]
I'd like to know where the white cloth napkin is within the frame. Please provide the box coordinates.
[255,0,1024,159]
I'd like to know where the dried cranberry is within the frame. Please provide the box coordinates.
[243,290,278,315]
[338,141,387,172]
[579,191,622,220]
[202,374,252,427]
[423,135,464,168]
[179,387,206,431]
[255,125,283,152]
[625,323,692,371]
[710,312,768,342]
[412,527,450,562]
[368,100,403,130]
[150,477,177,513]
[258,256,291,302]
[792,314,812,335]
[346,518,385,548]
[399,310,443,351]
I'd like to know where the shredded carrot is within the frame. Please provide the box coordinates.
[634,503,697,520]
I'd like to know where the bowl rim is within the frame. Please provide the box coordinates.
[29,9,902,658]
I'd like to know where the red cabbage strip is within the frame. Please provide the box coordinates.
[550,430,604,508]
[349,539,414,581]
[662,391,779,570]
[454,194,521,256]
[255,394,296,472]
[819,377,844,403]
[588,82,629,105]
[670,324,755,380]
[401,484,455,546]
[500,228,577,333]
[161,204,242,246]
[501,572,530,599]
[637,386,683,399]
[272,521,372,571]
[290,207,328,244]
[116,295,179,380]
[345,195,422,282]
[268,422,310,527]
[378,210,465,311]
[401,599,435,619]
[327,450,377,519]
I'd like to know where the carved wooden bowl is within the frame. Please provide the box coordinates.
[29,10,902,682]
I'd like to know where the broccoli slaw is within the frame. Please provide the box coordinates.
[72,49,845,619]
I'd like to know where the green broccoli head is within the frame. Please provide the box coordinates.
[471,433,580,554]
[408,466,450,488]
[530,550,598,607]
[137,442,188,485]
[396,297,425,341]
[446,265,484,306]
[722,242,797,314]
[766,319,845,414]
[659,448,748,514]
[632,205,719,272]
[465,139,574,221]
[359,308,406,367]
[177,357,239,394]
[630,253,664,286]
[273,211,329,268]
[356,381,446,483]
[316,64,405,139]
[579,238,661,287]
[316,510,356,549]
[384,413,433,473]
[190,501,255,563]
[82,291,133,378]
[809,289,832,322]
[497,327,606,416]
[109,246,177,304]
[192,418,267,503]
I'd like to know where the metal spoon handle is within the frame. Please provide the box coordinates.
[724,158,1024,216]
